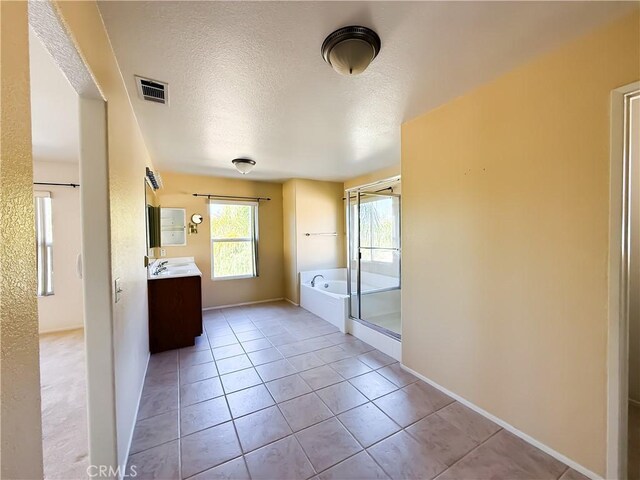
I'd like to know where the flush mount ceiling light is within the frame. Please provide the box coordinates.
[232,158,256,175]
[321,26,381,76]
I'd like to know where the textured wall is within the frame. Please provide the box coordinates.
[0,2,45,478]
[158,171,284,308]
[401,13,640,476]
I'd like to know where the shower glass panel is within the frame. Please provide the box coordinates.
[348,189,401,338]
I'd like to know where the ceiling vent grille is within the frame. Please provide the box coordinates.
[135,76,168,105]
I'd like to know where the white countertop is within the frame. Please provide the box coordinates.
[148,257,202,280]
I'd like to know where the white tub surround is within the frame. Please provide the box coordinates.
[147,257,202,280]
[300,268,401,360]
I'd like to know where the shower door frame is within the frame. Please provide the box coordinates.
[346,180,402,340]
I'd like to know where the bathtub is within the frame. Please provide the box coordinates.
[299,268,402,360]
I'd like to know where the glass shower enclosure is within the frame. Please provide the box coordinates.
[347,188,401,339]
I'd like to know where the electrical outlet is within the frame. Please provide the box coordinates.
[115,277,122,303]
[160,248,166,257]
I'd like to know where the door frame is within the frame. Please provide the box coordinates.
[29,1,119,473]
[607,81,640,479]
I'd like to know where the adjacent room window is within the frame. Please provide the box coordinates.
[34,192,54,296]
[210,200,259,279]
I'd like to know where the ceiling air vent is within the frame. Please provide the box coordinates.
[135,75,168,105]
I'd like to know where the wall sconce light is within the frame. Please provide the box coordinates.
[189,213,203,234]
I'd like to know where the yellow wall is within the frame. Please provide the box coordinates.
[401,13,639,476]
[0,2,44,478]
[282,179,346,304]
[158,172,284,308]
[55,1,155,468]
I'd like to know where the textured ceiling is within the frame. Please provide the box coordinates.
[29,28,79,164]
[98,1,636,181]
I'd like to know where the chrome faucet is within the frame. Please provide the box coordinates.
[310,274,325,287]
[153,260,169,275]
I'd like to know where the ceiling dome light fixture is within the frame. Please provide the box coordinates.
[232,158,256,175]
[321,26,381,76]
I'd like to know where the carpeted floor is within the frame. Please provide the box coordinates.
[40,328,89,480]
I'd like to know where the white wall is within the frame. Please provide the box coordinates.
[629,95,640,403]
[33,161,83,333]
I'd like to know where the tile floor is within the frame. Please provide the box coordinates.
[127,301,589,480]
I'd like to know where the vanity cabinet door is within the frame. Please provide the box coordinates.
[148,276,202,353]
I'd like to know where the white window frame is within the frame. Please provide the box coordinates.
[34,191,54,296]
[210,200,259,280]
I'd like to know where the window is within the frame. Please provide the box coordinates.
[34,192,54,296]
[210,200,259,279]
[354,196,399,263]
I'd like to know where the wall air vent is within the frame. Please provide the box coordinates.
[135,75,168,105]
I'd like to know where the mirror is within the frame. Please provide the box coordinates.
[191,213,203,225]
[160,208,187,246]
[145,179,161,256]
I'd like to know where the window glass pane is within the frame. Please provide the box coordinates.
[35,195,54,296]
[212,241,254,278]
[211,204,252,239]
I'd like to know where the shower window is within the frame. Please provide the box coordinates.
[34,192,54,296]
[210,200,259,279]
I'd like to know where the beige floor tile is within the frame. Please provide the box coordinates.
[357,350,396,370]
[220,367,262,394]
[373,388,434,428]
[317,381,368,415]
[145,370,179,394]
[349,371,397,400]
[147,351,178,376]
[300,365,345,390]
[181,396,231,435]
[377,363,419,387]
[559,468,591,480]
[247,347,284,366]
[288,352,326,372]
[130,410,178,455]
[279,392,334,432]
[339,340,375,356]
[266,374,312,403]
[234,405,292,452]
[180,362,218,385]
[242,338,273,352]
[180,377,224,407]
[245,435,315,480]
[127,440,179,480]
[255,358,297,382]
[216,354,253,375]
[189,457,250,480]
[181,422,242,479]
[437,401,501,443]
[315,346,354,363]
[406,413,479,466]
[226,384,275,418]
[368,430,448,480]
[436,430,566,480]
[268,332,299,347]
[180,349,214,368]
[296,418,362,472]
[208,334,238,349]
[329,357,372,379]
[137,387,178,420]
[212,343,244,360]
[235,329,265,342]
[338,402,400,447]
[318,451,389,480]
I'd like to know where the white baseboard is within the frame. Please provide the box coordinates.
[122,352,150,479]
[202,297,284,310]
[39,324,84,335]
[284,298,299,306]
[400,364,601,480]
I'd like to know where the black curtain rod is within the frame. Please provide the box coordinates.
[34,182,80,188]
[192,193,271,201]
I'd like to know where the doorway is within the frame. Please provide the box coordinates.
[608,82,640,480]
[346,177,402,339]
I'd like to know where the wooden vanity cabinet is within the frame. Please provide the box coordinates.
[148,275,202,353]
